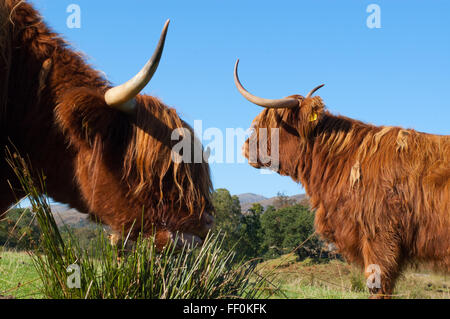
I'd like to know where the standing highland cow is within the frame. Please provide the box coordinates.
[235,59,449,298]
[0,0,214,249]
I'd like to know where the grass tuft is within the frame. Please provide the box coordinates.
[5,148,271,299]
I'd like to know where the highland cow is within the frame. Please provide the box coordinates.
[0,0,214,249]
[235,59,449,298]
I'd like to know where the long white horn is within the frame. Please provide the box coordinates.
[104,19,170,113]
[234,59,300,109]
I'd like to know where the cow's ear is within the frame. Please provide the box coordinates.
[300,96,325,123]
[55,87,129,149]
[298,96,325,137]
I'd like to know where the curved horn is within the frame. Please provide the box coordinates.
[305,84,325,99]
[104,19,170,113]
[234,59,299,109]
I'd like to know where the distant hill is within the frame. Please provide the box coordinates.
[237,193,308,212]
[50,205,89,227]
[237,193,268,205]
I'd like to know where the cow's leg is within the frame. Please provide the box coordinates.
[361,237,403,299]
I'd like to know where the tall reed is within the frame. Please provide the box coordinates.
[6,149,271,299]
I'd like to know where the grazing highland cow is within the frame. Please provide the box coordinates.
[0,0,214,249]
[235,59,449,298]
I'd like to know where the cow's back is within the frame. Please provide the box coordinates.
[0,0,12,127]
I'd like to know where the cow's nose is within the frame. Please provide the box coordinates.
[242,141,261,168]
[242,142,249,159]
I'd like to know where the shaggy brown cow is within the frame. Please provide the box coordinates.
[0,0,214,249]
[235,59,449,298]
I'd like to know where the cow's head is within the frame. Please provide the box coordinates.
[55,21,214,249]
[235,59,325,180]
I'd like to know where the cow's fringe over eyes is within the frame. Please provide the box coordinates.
[123,95,213,219]
[2,0,213,242]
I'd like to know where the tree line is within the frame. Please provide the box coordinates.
[1,189,337,263]
[211,189,335,263]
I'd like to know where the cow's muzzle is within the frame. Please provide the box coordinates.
[155,213,215,251]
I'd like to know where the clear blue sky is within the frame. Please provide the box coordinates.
[30,0,449,198]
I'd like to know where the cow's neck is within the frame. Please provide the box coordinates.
[295,114,374,206]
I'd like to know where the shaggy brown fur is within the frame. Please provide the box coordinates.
[243,94,449,298]
[0,0,213,247]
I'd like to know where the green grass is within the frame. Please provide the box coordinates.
[31,231,268,299]
[256,254,450,299]
[2,217,271,300]
[2,149,448,300]
[2,251,448,299]
[0,250,42,298]
[1,149,270,299]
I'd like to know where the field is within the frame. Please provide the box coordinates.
[257,254,449,299]
[0,251,43,299]
[1,250,448,299]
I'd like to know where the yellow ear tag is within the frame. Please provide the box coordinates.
[309,112,318,122]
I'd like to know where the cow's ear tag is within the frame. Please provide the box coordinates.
[309,112,318,122]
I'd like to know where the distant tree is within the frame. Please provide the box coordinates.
[211,188,242,252]
[273,192,296,209]
[248,203,264,215]
[0,208,41,250]
[279,205,315,250]
[260,204,327,261]
[260,205,284,258]
[236,203,264,260]
[211,190,331,263]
